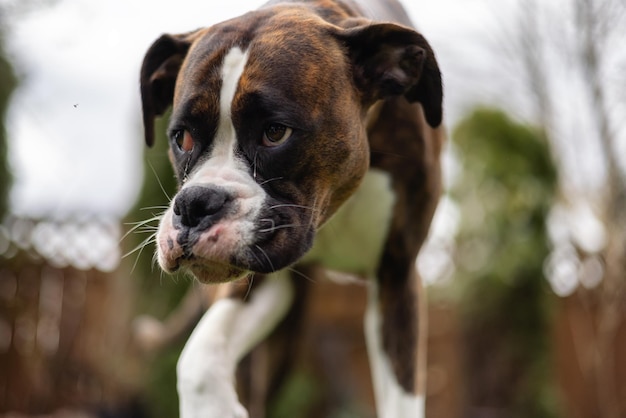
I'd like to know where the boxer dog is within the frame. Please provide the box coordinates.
[139,0,443,416]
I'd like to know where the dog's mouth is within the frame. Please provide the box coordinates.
[156,203,316,284]
[182,257,250,284]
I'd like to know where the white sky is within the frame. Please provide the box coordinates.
[1,0,499,219]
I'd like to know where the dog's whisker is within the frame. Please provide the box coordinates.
[267,203,318,212]
[259,218,276,231]
[259,176,284,186]
[258,223,302,233]
[253,151,259,180]
[125,218,160,229]
[124,232,157,259]
[243,274,255,302]
[287,267,317,284]
[121,217,161,242]
[136,225,159,231]
[254,245,276,273]
[139,205,170,211]
[122,217,160,235]
[248,251,265,274]
[136,227,159,235]
[148,160,173,202]
[124,232,156,251]
[126,232,158,274]
[158,267,166,286]
[152,251,160,272]
[125,215,162,226]
[124,216,161,227]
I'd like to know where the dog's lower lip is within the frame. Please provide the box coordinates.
[188,260,249,284]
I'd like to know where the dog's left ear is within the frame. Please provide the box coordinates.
[335,22,443,127]
[140,31,201,147]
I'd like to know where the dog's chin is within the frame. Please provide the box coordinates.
[185,261,250,284]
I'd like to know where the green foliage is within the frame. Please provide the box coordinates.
[0,32,16,220]
[143,339,187,418]
[453,108,557,188]
[268,370,371,418]
[452,108,556,289]
[268,371,321,418]
[451,108,560,416]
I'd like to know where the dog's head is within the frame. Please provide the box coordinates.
[140,3,442,283]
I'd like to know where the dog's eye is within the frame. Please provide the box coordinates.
[263,124,292,147]
[173,130,194,152]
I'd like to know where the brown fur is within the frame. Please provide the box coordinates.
[138,0,443,409]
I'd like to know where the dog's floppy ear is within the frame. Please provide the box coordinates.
[140,31,200,147]
[335,22,443,127]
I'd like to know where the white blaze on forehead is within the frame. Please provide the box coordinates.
[209,46,249,167]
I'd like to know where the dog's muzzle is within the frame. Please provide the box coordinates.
[155,178,317,284]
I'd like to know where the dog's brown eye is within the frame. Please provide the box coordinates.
[263,124,292,146]
[174,130,194,152]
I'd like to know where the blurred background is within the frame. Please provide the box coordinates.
[0,0,625,417]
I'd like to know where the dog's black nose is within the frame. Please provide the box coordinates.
[173,185,231,228]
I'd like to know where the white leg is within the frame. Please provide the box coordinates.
[177,272,294,418]
[364,280,425,418]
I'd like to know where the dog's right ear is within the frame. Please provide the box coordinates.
[333,22,443,128]
[140,31,199,147]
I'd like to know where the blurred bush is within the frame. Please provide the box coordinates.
[450,108,559,417]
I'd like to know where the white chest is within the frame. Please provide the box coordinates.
[301,169,396,278]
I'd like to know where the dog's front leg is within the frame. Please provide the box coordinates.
[365,267,427,418]
[177,272,294,418]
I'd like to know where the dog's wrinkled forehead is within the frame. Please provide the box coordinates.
[174,9,347,109]
[141,3,443,148]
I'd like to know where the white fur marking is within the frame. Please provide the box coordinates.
[177,272,294,418]
[187,47,249,185]
[365,280,425,418]
[214,47,248,164]
[170,46,266,257]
